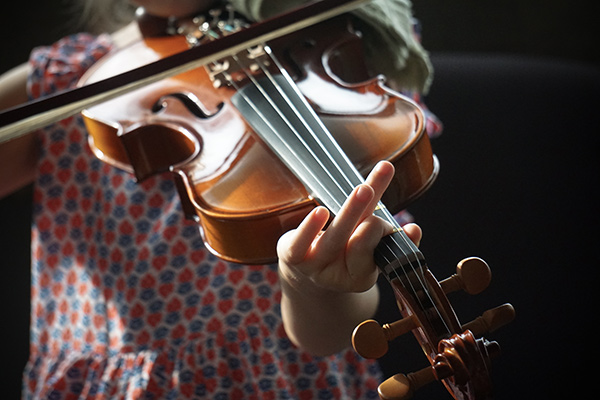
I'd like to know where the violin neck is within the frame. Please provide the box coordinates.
[374,227,426,283]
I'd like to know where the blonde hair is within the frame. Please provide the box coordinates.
[74,0,137,33]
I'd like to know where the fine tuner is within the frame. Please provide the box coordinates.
[353,257,515,399]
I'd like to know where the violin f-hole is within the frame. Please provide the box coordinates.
[119,123,200,182]
[152,92,224,119]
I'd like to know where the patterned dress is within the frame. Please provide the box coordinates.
[23,33,385,399]
[23,24,441,397]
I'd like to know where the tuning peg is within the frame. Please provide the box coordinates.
[378,359,453,400]
[439,257,492,295]
[462,303,515,336]
[352,317,417,359]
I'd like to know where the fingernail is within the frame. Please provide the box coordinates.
[314,206,329,218]
[355,185,373,202]
[375,160,393,174]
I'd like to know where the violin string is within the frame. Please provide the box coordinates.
[217,46,451,335]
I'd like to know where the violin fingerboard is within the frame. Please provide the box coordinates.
[232,73,363,214]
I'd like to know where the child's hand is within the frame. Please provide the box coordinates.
[277,161,422,294]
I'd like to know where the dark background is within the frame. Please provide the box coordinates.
[1,0,598,398]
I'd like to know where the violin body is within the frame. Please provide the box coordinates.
[80,15,438,264]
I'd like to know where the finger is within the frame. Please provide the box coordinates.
[402,223,422,247]
[315,161,393,248]
[345,215,391,290]
[344,222,420,291]
[362,161,395,219]
[316,184,374,254]
[277,206,330,264]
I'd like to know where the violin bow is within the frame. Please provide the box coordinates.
[0,0,369,144]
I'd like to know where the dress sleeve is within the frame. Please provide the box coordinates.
[27,33,114,100]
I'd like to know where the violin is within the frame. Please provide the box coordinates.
[0,1,513,398]
[78,7,438,265]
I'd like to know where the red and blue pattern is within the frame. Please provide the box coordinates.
[23,33,385,399]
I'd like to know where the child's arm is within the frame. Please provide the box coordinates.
[278,161,422,356]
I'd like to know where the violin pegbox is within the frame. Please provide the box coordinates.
[352,257,515,400]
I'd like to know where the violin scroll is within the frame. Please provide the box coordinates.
[377,331,501,400]
[352,258,514,399]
